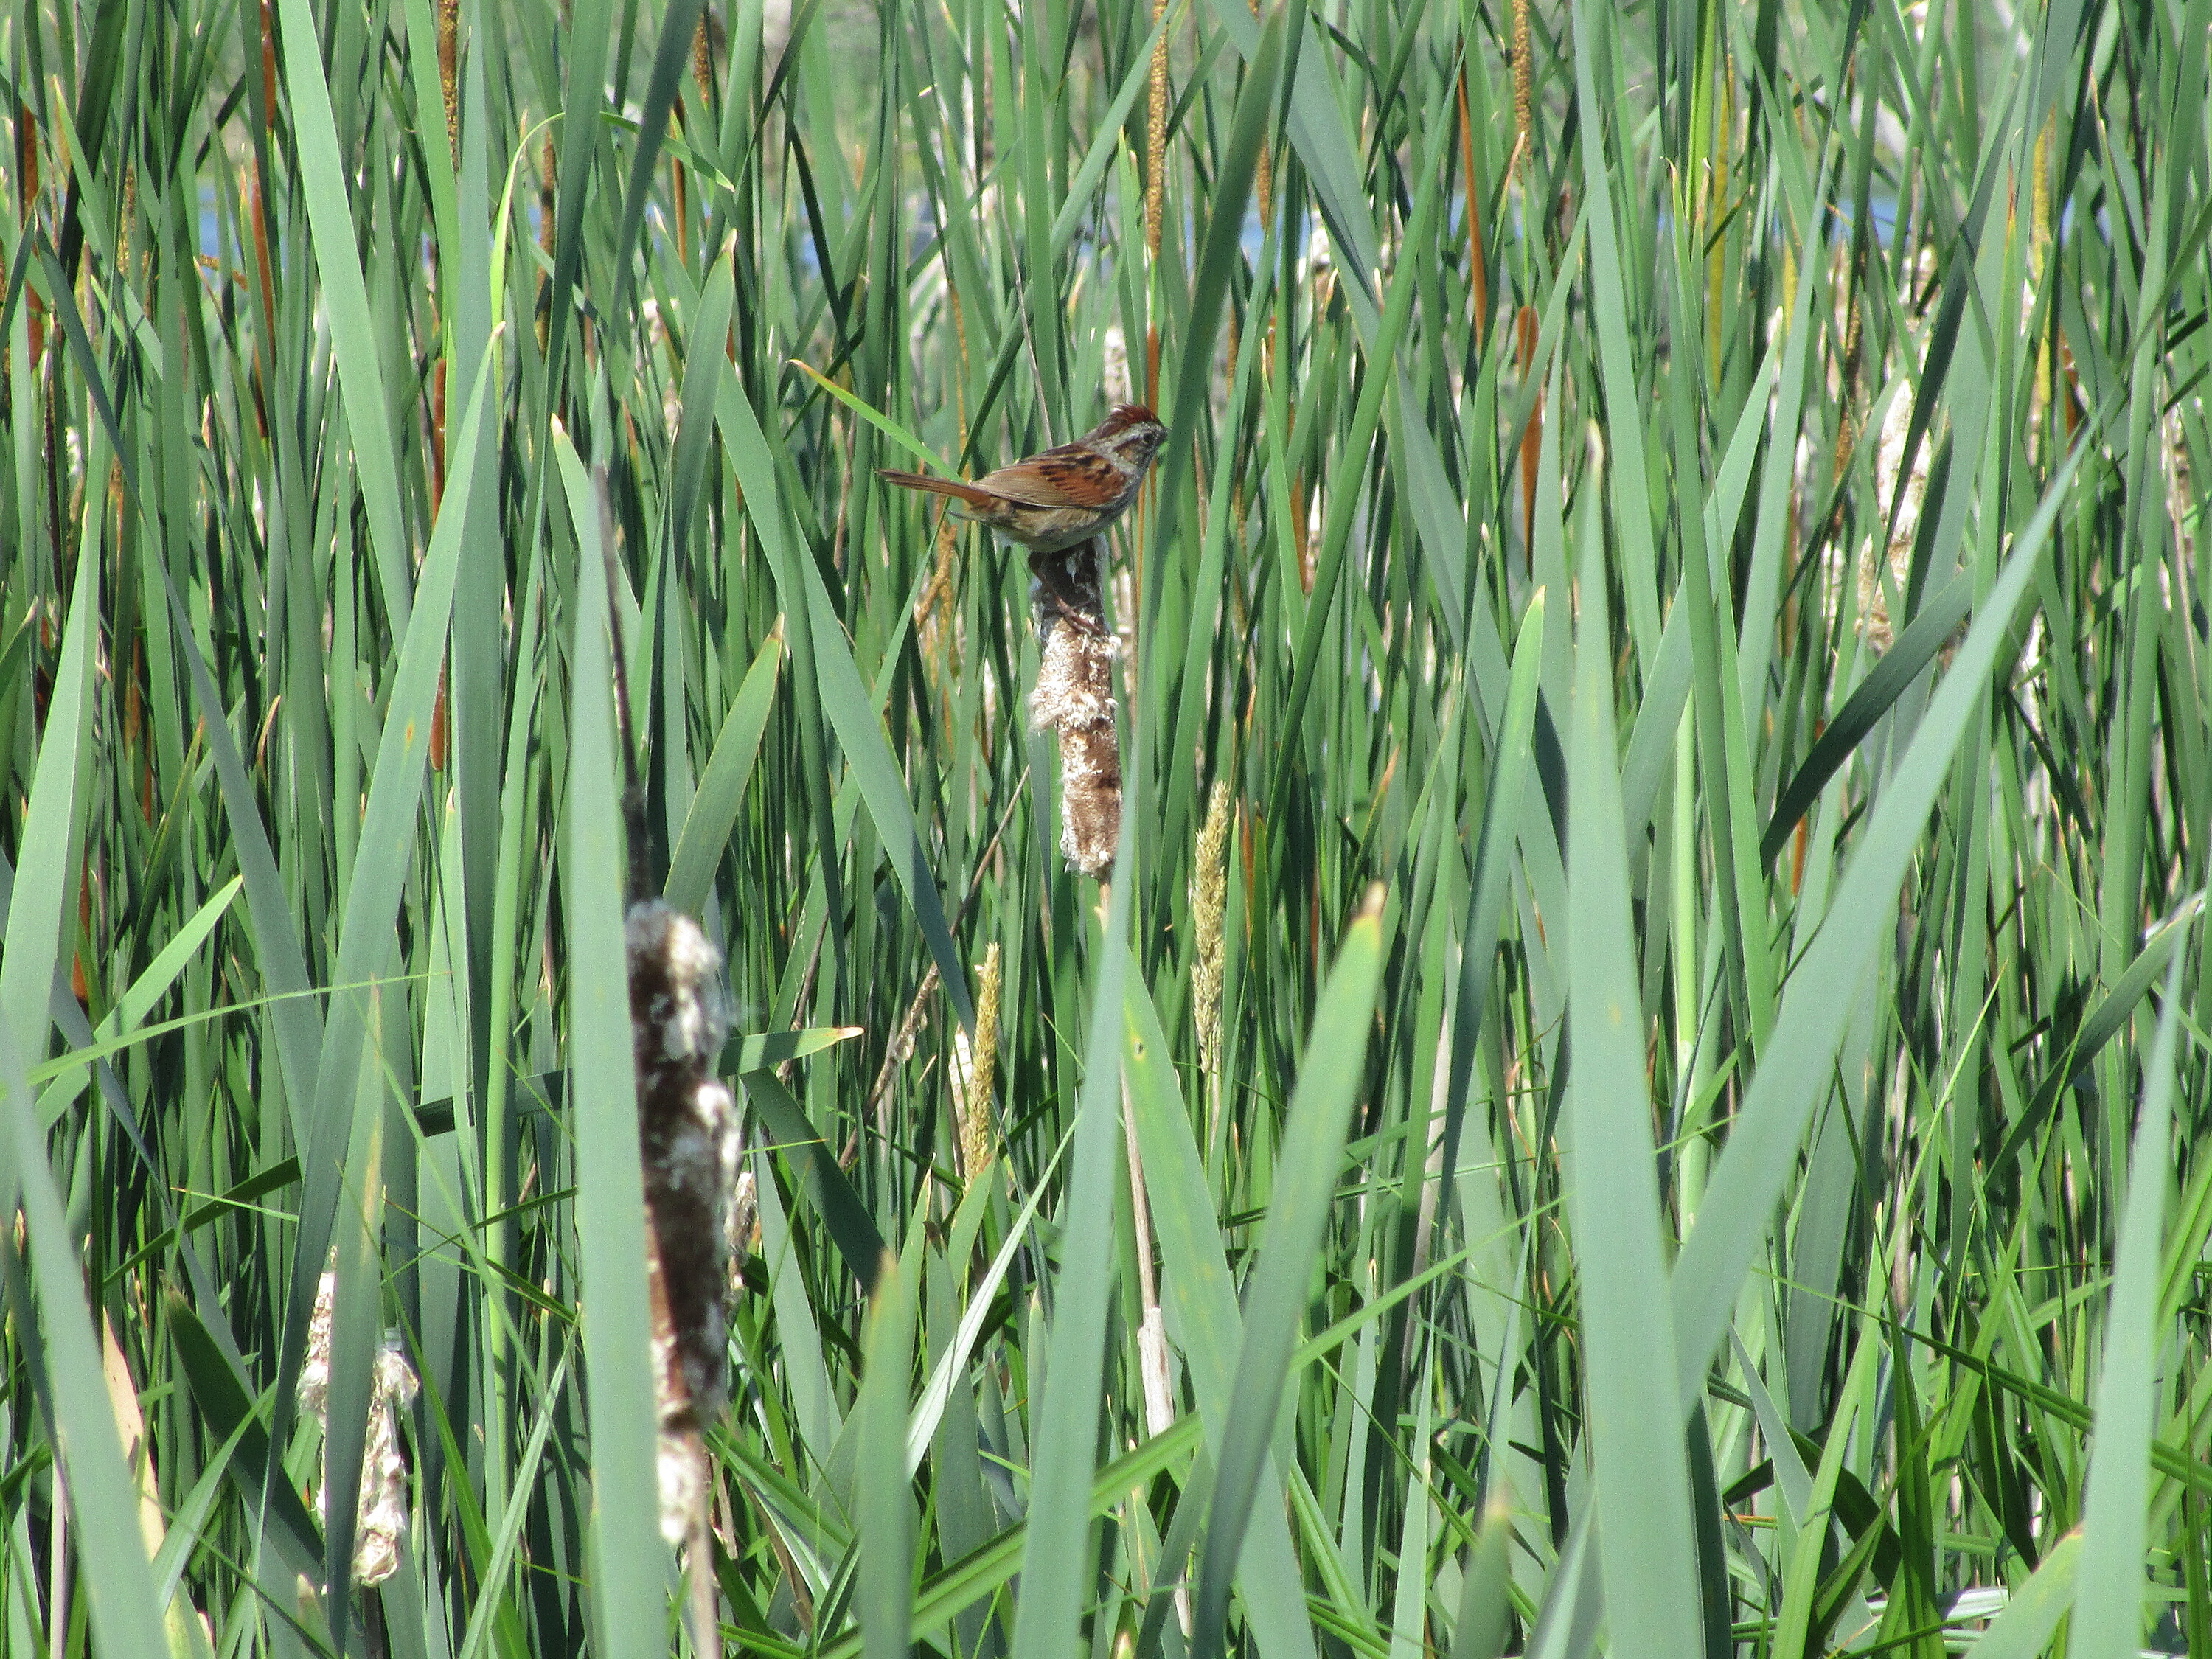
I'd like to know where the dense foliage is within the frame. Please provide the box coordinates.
[1,0,2207,1654]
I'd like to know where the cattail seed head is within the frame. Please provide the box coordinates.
[1192,779,1231,1074]
[437,0,460,167]
[956,943,1002,1180]
[1512,0,1532,179]
[625,899,741,1544]
[298,1257,420,1587]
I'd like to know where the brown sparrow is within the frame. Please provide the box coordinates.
[877,404,1167,554]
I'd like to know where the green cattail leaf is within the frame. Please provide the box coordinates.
[554,423,667,1659]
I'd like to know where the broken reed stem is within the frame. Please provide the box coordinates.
[1123,1078,1176,1436]
[1028,541,1121,877]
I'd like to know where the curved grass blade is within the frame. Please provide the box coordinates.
[2068,951,2188,1659]
[740,1067,889,1295]
[712,375,975,1032]
[816,1416,1204,1659]
[554,425,667,1657]
[1,1026,170,1658]
[1124,978,1321,1659]
[455,1344,575,1659]
[0,547,96,1083]
[666,636,784,914]
[1563,471,1702,1659]
[1006,863,1135,1659]
[1669,432,2094,1406]
[272,0,414,631]
[1448,1500,1516,1659]
[1191,902,1384,1659]
[1759,568,1975,866]
[1440,594,1545,1222]
[858,1251,916,1659]
[605,0,709,328]
[1989,894,2201,1180]
[904,1130,1071,1475]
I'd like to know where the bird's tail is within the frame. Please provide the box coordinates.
[877,468,990,507]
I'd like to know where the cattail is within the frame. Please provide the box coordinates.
[2033,113,2054,423]
[691,9,715,105]
[625,899,742,1545]
[297,1256,420,1587]
[1191,779,1231,1075]
[947,276,972,450]
[1145,0,1169,406]
[16,99,43,374]
[1516,304,1540,565]
[1457,64,1486,348]
[538,132,557,352]
[437,0,460,167]
[1251,0,1272,236]
[1028,543,1121,876]
[118,163,136,284]
[1512,0,1531,184]
[955,944,1002,1180]
[1146,0,1169,263]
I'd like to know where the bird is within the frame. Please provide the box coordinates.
[877,404,1167,554]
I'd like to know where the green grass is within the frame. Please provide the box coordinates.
[2,0,2209,1654]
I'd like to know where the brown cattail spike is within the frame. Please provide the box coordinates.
[1458,63,1486,349]
[1516,304,1541,566]
[625,900,741,1543]
[297,1255,421,1587]
[1028,542,1121,875]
